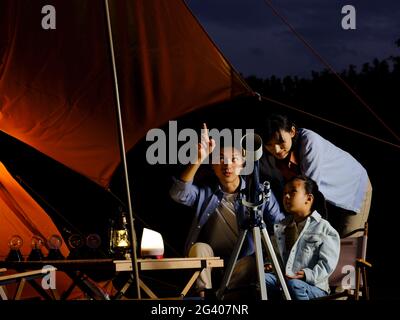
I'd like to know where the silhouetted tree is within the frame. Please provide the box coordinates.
[244,38,399,142]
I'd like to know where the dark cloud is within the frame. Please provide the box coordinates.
[186,0,400,78]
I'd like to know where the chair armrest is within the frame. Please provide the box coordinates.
[356,259,372,268]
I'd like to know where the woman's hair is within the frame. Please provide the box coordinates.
[258,113,298,146]
[288,175,328,219]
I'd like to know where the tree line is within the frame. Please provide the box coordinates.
[244,39,400,142]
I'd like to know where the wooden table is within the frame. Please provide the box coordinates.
[115,257,224,299]
[0,257,223,300]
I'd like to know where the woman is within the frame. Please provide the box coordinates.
[258,114,372,236]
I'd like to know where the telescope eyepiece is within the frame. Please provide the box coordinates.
[240,133,263,162]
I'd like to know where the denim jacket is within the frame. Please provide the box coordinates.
[260,128,369,213]
[274,210,340,293]
[170,177,285,257]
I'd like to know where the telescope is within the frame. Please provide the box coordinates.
[217,132,291,300]
[240,133,270,213]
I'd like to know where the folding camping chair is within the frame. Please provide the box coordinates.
[321,222,372,300]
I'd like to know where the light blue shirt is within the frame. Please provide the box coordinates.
[274,210,340,293]
[261,128,369,213]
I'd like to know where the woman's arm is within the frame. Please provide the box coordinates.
[299,129,325,185]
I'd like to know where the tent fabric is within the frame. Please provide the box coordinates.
[0,161,101,300]
[0,161,69,259]
[0,0,252,187]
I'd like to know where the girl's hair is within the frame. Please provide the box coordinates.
[288,175,328,219]
[258,113,298,147]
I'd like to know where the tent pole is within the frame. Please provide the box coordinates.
[104,0,141,299]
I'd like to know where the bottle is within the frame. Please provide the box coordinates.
[27,235,45,261]
[46,234,65,260]
[110,207,131,260]
[67,234,85,259]
[6,235,24,262]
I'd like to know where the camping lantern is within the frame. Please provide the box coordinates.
[109,208,131,260]
[27,235,45,261]
[140,228,164,259]
[6,235,24,262]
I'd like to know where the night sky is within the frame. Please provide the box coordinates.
[187,0,400,78]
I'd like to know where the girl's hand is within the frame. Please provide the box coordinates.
[285,270,305,279]
[264,263,273,272]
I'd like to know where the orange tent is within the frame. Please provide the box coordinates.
[0,161,75,299]
[0,0,252,187]
[0,161,69,260]
[0,0,253,299]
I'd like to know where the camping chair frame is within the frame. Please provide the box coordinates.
[319,222,372,300]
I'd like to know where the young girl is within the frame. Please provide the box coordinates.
[258,113,372,236]
[265,175,340,300]
[170,124,284,297]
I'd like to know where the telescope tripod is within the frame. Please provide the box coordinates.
[216,206,291,300]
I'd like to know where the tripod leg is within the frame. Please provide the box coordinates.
[252,227,268,300]
[216,229,247,300]
[260,228,292,300]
